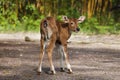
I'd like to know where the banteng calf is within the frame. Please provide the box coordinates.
[38,16,85,75]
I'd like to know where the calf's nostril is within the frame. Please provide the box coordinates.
[76,28,80,31]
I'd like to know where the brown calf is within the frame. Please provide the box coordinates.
[38,16,85,75]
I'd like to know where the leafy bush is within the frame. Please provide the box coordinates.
[0,14,42,33]
[79,17,120,34]
[114,23,120,33]
[0,0,119,34]
[21,16,40,32]
[80,17,99,34]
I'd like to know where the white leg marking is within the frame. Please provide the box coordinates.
[56,44,65,69]
[60,45,65,69]
[38,51,44,72]
[62,46,72,72]
[38,42,46,72]
[51,65,56,74]
[38,64,42,72]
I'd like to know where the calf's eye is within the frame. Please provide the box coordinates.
[71,22,74,26]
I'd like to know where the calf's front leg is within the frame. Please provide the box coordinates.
[63,44,73,74]
[56,44,65,72]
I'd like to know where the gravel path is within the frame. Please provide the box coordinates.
[0,33,120,80]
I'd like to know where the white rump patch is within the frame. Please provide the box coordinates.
[47,26,53,39]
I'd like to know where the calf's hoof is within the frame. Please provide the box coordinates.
[60,68,65,72]
[47,70,56,75]
[37,71,41,75]
[67,69,73,74]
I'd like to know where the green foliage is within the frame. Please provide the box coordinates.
[0,14,41,33]
[0,0,119,34]
[80,17,120,34]
[114,23,120,33]
[0,1,42,33]
[21,16,40,32]
[80,17,99,34]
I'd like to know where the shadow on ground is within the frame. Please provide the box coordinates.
[0,40,120,80]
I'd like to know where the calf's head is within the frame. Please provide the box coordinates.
[62,16,85,32]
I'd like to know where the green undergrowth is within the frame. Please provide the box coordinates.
[0,15,120,34]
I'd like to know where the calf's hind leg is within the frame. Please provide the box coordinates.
[38,39,45,74]
[46,35,56,74]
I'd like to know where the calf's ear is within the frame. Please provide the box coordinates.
[62,16,69,23]
[78,16,86,23]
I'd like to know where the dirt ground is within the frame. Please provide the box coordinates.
[0,33,120,80]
